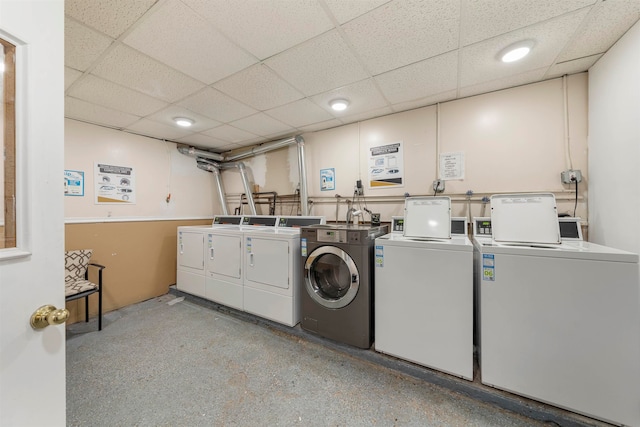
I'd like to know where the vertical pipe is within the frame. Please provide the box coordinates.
[237,163,257,215]
[297,137,309,216]
[563,74,573,170]
[212,168,228,215]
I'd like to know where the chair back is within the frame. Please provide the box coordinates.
[65,249,93,282]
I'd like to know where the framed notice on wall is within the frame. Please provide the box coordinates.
[64,170,84,196]
[94,162,136,204]
[320,168,335,191]
[368,141,404,188]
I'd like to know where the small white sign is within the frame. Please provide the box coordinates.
[439,152,465,180]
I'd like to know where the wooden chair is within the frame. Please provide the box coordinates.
[64,249,106,331]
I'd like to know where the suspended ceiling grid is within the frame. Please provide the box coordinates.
[65,0,640,152]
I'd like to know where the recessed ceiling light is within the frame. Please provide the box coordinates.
[174,117,194,127]
[330,99,349,112]
[499,40,534,63]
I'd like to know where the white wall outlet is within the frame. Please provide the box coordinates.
[433,179,445,193]
[561,169,582,184]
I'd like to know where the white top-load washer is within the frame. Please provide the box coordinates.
[204,215,277,311]
[242,216,325,326]
[375,197,474,380]
[176,215,244,298]
[476,194,640,427]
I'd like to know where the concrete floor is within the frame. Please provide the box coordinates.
[66,293,609,427]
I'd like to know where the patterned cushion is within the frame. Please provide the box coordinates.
[65,249,93,282]
[65,278,98,296]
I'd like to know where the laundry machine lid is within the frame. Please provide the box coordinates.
[490,193,560,244]
[479,239,639,262]
[377,233,472,252]
[403,196,451,239]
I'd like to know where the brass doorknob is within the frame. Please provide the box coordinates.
[30,305,70,330]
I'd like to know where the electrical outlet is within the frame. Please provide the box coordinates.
[355,179,364,196]
[432,179,445,193]
[561,169,582,184]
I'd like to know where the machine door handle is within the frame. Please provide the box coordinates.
[179,243,184,254]
[351,274,358,283]
[250,253,254,267]
[210,247,214,259]
[30,305,69,330]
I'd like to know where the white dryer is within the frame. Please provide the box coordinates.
[476,195,640,427]
[204,216,277,311]
[176,216,244,298]
[243,216,325,326]
[374,198,474,380]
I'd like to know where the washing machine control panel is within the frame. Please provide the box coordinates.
[474,218,492,236]
[317,229,348,243]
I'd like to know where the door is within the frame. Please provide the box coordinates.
[0,1,66,425]
[178,230,205,271]
[207,232,242,280]
[245,236,290,289]
[304,246,360,309]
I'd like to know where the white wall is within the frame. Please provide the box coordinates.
[65,119,219,220]
[223,75,589,223]
[588,21,640,255]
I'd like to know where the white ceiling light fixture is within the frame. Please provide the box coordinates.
[499,40,535,63]
[330,99,349,112]
[173,117,194,127]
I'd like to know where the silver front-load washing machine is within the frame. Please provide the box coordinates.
[300,224,388,349]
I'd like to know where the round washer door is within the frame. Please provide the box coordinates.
[304,246,359,309]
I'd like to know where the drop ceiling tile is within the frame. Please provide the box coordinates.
[460,0,595,46]
[545,55,602,79]
[265,99,334,128]
[183,0,334,59]
[390,90,457,113]
[65,18,114,71]
[230,113,293,137]
[339,106,394,125]
[213,64,304,111]
[458,67,547,99]
[458,9,589,88]
[175,133,230,150]
[557,0,640,62]
[65,97,140,128]
[65,0,157,38]
[298,118,343,133]
[265,30,369,96]
[68,74,168,116]
[123,0,257,85]
[375,51,458,104]
[92,44,205,102]
[202,124,259,144]
[342,0,460,75]
[145,105,221,133]
[65,67,83,91]
[323,0,391,24]
[177,87,257,123]
[125,118,193,140]
[310,78,389,117]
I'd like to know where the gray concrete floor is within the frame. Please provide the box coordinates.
[66,294,609,427]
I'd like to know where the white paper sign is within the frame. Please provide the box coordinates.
[439,152,465,180]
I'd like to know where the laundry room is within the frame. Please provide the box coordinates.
[2,1,639,426]
[64,74,590,323]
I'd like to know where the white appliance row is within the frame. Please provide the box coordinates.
[177,215,325,326]
[374,194,639,427]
